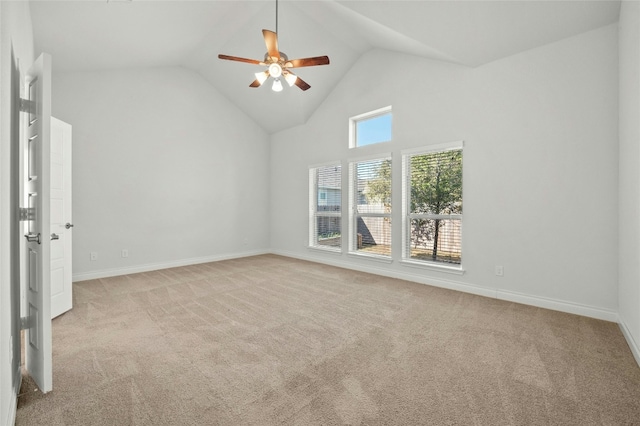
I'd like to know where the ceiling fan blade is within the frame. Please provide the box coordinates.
[294,76,311,91]
[218,54,264,65]
[249,79,262,88]
[262,29,280,60]
[286,56,330,68]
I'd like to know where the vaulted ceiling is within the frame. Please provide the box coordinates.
[30,0,621,134]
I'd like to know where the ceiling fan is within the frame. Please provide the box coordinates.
[217,0,329,92]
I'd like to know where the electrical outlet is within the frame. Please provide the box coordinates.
[495,265,504,276]
[121,249,129,258]
[90,252,98,261]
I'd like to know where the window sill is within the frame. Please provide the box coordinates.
[308,245,342,255]
[400,259,465,275]
[347,252,393,264]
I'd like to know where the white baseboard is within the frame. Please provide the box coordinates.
[618,317,640,368]
[72,249,270,282]
[271,249,618,323]
[272,249,495,299]
[496,290,619,322]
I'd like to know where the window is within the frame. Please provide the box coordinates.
[403,142,463,266]
[350,157,392,257]
[350,106,392,148]
[309,163,342,251]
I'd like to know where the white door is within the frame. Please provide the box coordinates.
[23,53,53,393]
[50,118,72,319]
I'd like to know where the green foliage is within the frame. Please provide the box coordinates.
[361,151,462,262]
[364,159,392,209]
[410,149,462,261]
[410,150,462,215]
[318,231,341,240]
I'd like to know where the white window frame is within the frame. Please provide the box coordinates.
[401,141,464,273]
[349,153,393,261]
[309,162,342,252]
[349,105,392,149]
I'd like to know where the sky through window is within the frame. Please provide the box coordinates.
[355,113,392,147]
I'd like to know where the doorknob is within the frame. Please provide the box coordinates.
[51,233,59,241]
[65,223,74,229]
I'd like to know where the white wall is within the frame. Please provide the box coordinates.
[271,24,619,320]
[0,3,34,425]
[618,0,640,364]
[52,67,270,280]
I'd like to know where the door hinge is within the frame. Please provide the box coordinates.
[20,316,33,330]
[25,233,41,244]
[19,98,34,114]
[19,207,35,221]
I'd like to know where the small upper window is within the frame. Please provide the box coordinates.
[350,106,392,148]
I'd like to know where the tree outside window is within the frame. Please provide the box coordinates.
[405,147,463,264]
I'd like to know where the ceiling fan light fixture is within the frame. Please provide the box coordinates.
[284,72,297,87]
[255,70,269,85]
[217,0,329,92]
[268,62,282,78]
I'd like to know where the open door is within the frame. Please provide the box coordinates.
[50,118,73,319]
[23,53,53,393]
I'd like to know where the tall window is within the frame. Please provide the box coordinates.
[350,106,392,148]
[350,157,392,257]
[309,163,342,251]
[403,142,463,265]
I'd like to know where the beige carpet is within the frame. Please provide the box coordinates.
[16,254,640,425]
